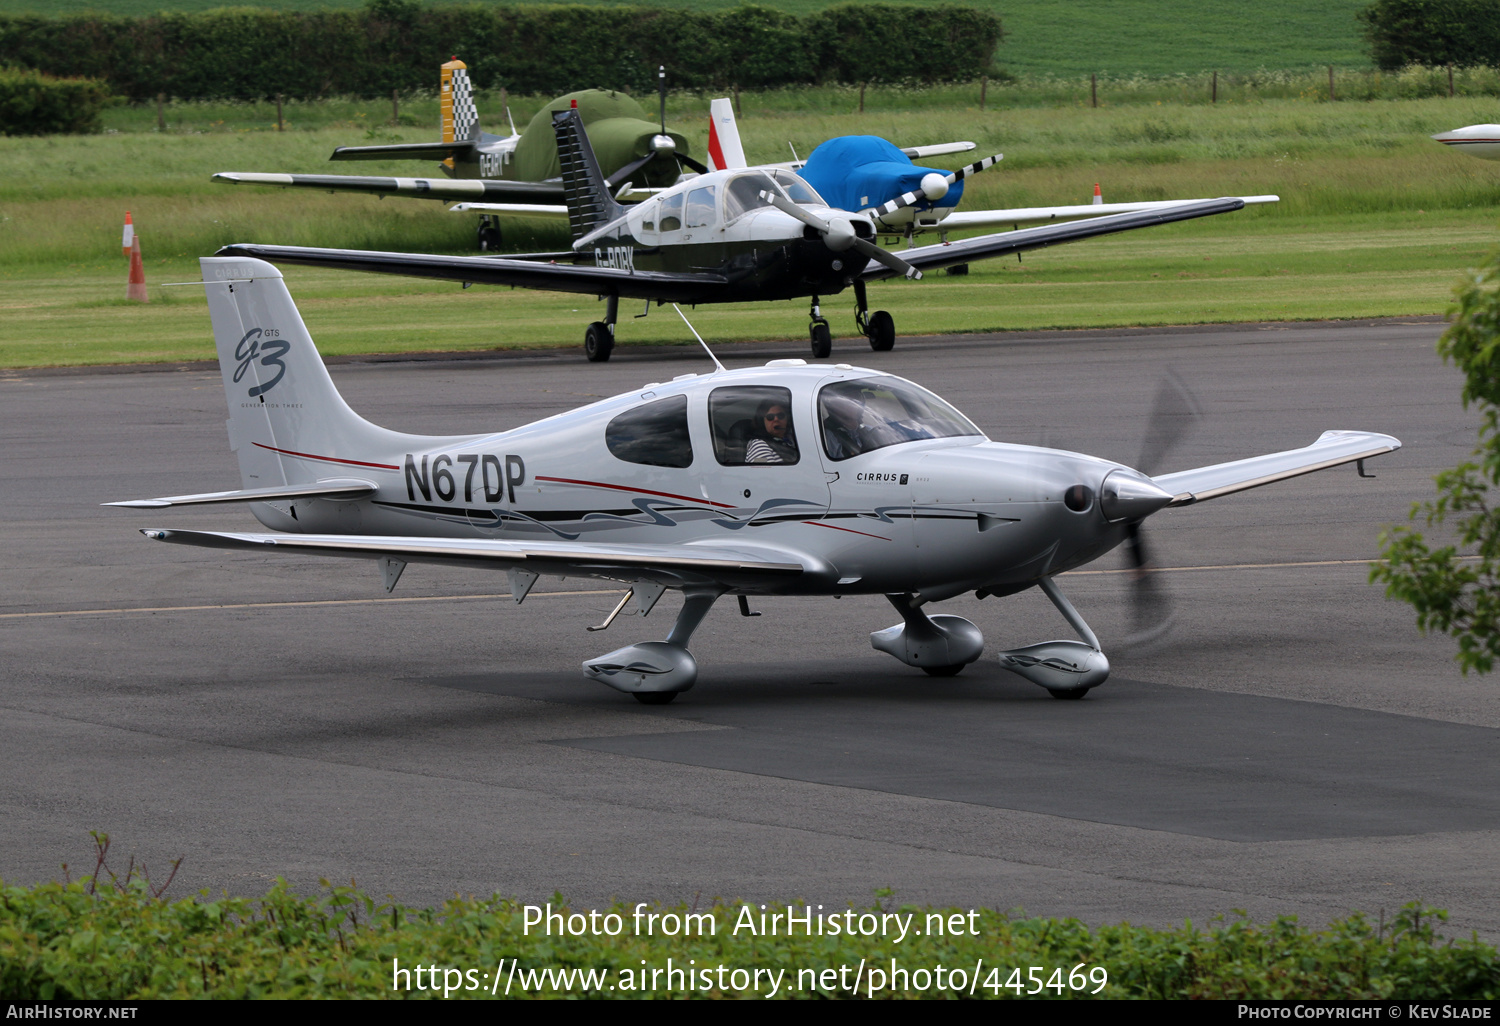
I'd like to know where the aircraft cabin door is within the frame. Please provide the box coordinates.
[701,383,831,529]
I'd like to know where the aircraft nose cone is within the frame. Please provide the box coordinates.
[920,172,949,201]
[1099,469,1174,522]
[651,133,676,156]
[824,216,856,251]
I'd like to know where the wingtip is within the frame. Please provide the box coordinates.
[104,499,170,508]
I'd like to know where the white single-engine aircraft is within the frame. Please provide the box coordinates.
[109,255,1400,703]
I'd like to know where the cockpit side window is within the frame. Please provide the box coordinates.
[605,395,693,468]
[709,385,799,466]
[818,376,982,461]
[685,185,717,228]
[658,193,684,232]
[774,169,825,207]
[723,173,778,221]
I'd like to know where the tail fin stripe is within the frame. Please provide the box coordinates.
[251,442,399,471]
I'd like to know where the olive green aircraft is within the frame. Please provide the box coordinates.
[212,60,702,251]
[220,108,1255,362]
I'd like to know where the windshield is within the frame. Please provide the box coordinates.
[723,172,780,220]
[774,169,826,207]
[818,375,982,461]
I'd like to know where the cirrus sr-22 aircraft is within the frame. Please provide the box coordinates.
[107,254,1400,704]
[216,108,1267,362]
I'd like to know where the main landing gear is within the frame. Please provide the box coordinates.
[585,294,618,363]
[807,285,897,360]
[853,281,895,353]
[477,215,502,253]
[583,585,725,703]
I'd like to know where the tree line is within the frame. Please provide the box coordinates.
[1361,0,1500,70]
[0,0,1003,104]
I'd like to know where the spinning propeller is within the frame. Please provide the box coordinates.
[861,152,1003,222]
[760,190,923,280]
[605,66,707,189]
[1121,370,1202,647]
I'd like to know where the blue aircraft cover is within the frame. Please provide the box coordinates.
[795,135,964,214]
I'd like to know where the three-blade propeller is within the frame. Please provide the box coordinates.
[760,190,923,280]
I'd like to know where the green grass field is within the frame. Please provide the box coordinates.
[3,92,1497,367]
[0,0,1374,77]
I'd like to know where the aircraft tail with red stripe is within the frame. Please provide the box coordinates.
[706,98,747,172]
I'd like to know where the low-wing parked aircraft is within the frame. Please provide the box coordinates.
[108,255,1400,704]
[703,98,1278,243]
[217,108,1257,361]
[213,61,702,251]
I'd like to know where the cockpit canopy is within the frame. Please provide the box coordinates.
[818,375,982,461]
[637,170,830,236]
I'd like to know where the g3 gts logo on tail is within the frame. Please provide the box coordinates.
[233,328,290,398]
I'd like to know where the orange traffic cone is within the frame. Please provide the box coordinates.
[121,211,134,257]
[1092,183,1103,205]
[126,235,148,303]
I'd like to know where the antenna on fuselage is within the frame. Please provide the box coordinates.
[673,304,725,373]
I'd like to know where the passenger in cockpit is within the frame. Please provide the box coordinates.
[745,399,798,463]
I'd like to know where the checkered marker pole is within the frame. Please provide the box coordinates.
[861,152,1003,221]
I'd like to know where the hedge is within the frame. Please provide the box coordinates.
[0,65,112,135]
[0,1,1004,103]
[0,877,1496,998]
[1360,0,1500,71]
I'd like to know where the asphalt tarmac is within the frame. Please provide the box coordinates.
[5,316,1498,937]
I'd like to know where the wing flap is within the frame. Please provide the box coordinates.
[141,530,814,588]
[105,478,377,509]
[1155,431,1401,506]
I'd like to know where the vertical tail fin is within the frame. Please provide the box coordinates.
[553,107,625,244]
[441,59,479,145]
[200,256,412,490]
[706,97,747,171]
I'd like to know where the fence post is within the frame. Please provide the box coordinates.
[734,83,741,118]
[276,93,283,132]
[859,81,866,113]
[392,89,398,125]
[980,75,987,110]
[1449,64,1455,97]
[1091,73,1097,108]
[1328,66,1335,101]
[1212,70,1217,104]
[156,93,165,131]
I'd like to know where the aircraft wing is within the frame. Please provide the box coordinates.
[900,142,977,159]
[449,202,570,220]
[213,172,565,204]
[140,529,815,589]
[214,243,731,302]
[105,478,376,509]
[1155,430,1401,506]
[932,195,1280,232]
[329,141,477,161]
[860,198,1248,279]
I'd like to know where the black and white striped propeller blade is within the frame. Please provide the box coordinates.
[863,152,1003,221]
[760,191,922,280]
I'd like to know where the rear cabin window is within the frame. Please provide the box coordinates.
[659,194,684,232]
[605,395,693,468]
[709,386,799,466]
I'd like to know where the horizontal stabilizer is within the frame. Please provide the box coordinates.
[330,141,477,161]
[1155,430,1401,506]
[140,530,814,588]
[213,173,565,204]
[105,478,377,509]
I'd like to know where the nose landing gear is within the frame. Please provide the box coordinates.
[477,215,502,253]
[809,296,832,359]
